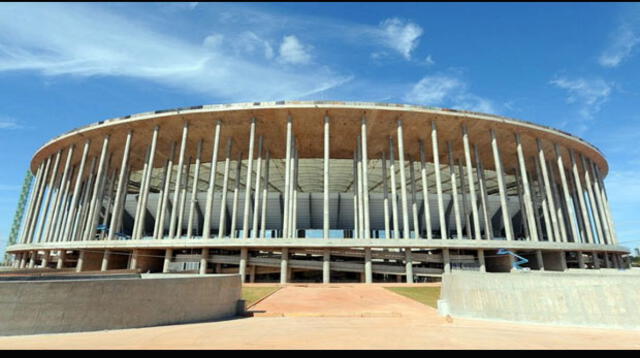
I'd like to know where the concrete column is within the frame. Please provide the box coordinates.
[603,252,610,268]
[199,248,209,275]
[37,150,62,243]
[239,248,248,283]
[56,250,66,269]
[324,115,330,240]
[128,250,139,271]
[458,160,472,239]
[536,250,544,271]
[291,148,299,237]
[560,251,568,271]
[592,251,600,269]
[19,162,44,244]
[389,137,400,239]
[478,249,486,272]
[218,139,233,239]
[364,247,372,283]
[187,139,203,238]
[40,250,50,268]
[203,120,221,239]
[176,158,192,238]
[108,132,132,241]
[432,122,447,240]
[474,144,493,240]
[75,250,84,272]
[397,120,410,239]
[405,248,414,283]
[490,129,513,241]
[19,252,27,268]
[153,160,169,239]
[101,250,110,271]
[534,154,555,242]
[156,143,176,239]
[52,163,74,243]
[570,150,594,244]
[462,125,481,240]
[99,169,117,240]
[353,150,359,239]
[588,160,613,245]
[447,141,463,240]
[260,151,270,239]
[249,265,256,283]
[548,159,569,242]
[409,159,420,238]
[242,118,256,239]
[323,249,330,284]
[163,248,173,273]
[356,139,364,239]
[280,248,288,285]
[132,145,151,240]
[419,141,433,240]
[282,116,293,239]
[251,136,264,239]
[442,248,451,273]
[26,156,52,243]
[169,122,189,238]
[361,116,371,239]
[138,127,159,239]
[381,151,391,239]
[555,144,580,243]
[577,251,585,269]
[515,133,538,242]
[73,157,97,242]
[536,139,561,242]
[514,169,529,240]
[84,135,111,241]
[230,151,243,239]
[581,155,604,244]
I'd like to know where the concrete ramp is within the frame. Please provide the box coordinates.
[439,271,640,330]
[250,285,437,318]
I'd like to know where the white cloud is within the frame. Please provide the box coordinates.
[233,31,274,60]
[598,24,640,68]
[549,77,613,119]
[0,3,350,101]
[203,33,224,49]
[0,117,21,130]
[376,18,423,60]
[424,55,435,66]
[404,74,495,113]
[278,35,312,65]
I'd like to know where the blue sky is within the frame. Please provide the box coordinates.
[0,2,639,255]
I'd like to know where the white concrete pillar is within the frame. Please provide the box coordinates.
[75,250,84,272]
[56,250,66,269]
[163,248,173,273]
[474,144,493,240]
[361,116,371,239]
[108,132,132,241]
[323,249,330,284]
[218,138,233,239]
[490,129,513,241]
[353,150,360,239]
[101,249,110,271]
[169,122,189,239]
[409,159,420,238]
[260,151,270,239]
[397,120,410,239]
[364,247,372,283]
[419,141,433,240]
[84,135,111,241]
[536,250,544,271]
[26,156,52,243]
[356,139,364,239]
[442,248,451,273]
[547,158,569,243]
[405,248,414,283]
[381,151,391,239]
[132,145,151,240]
[555,144,580,243]
[72,156,96,242]
[432,122,447,240]
[389,137,400,239]
[447,141,463,240]
[536,139,561,242]
[239,248,248,283]
[230,151,242,239]
[324,115,330,240]
[251,136,264,239]
[19,162,44,244]
[282,116,293,239]
[515,133,538,242]
[37,150,62,243]
[242,118,256,239]
[187,139,203,238]
[592,251,600,269]
[156,142,176,239]
[570,150,594,244]
[203,120,221,239]
[534,154,555,242]
[462,125,481,240]
[200,248,209,275]
[478,249,486,272]
[458,160,472,239]
[280,248,288,285]
[129,249,138,271]
[581,154,604,244]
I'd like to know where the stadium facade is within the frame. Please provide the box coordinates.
[5,101,629,283]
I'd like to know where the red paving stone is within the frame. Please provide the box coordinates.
[1,284,638,349]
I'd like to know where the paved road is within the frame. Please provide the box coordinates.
[1,284,638,349]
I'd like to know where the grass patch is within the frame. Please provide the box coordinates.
[242,286,280,307]
[384,287,441,309]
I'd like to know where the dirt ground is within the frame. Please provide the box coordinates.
[1,284,638,350]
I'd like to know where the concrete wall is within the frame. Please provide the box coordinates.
[438,271,640,330]
[0,274,241,336]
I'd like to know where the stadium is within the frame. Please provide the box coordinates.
[5,101,629,283]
